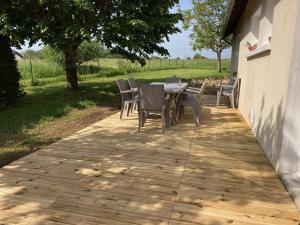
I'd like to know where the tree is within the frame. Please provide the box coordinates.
[0,1,33,105]
[76,41,109,66]
[182,0,230,72]
[193,53,207,60]
[38,41,109,67]
[0,35,23,106]
[3,1,181,89]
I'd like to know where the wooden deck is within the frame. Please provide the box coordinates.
[0,96,299,225]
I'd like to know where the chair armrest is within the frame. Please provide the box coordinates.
[221,84,234,92]
[131,88,138,93]
[182,92,199,101]
[120,90,132,94]
[186,87,200,91]
[222,84,233,89]
[185,89,200,94]
[165,94,170,101]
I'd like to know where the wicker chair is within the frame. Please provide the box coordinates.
[166,76,181,84]
[138,84,169,133]
[128,77,138,92]
[128,77,139,111]
[116,79,137,119]
[179,81,208,126]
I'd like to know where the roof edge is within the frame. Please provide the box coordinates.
[222,0,248,39]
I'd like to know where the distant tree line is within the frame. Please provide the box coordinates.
[23,41,111,67]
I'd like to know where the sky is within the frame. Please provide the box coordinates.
[20,0,231,59]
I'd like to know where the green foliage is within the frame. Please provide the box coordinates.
[17,58,230,81]
[2,0,182,89]
[51,0,181,63]
[0,35,23,106]
[38,46,65,66]
[37,41,109,67]
[182,0,230,52]
[18,60,65,79]
[0,1,37,47]
[181,0,231,71]
[193,53,207,60]
[23,50,39,60]
[76,41,109,65]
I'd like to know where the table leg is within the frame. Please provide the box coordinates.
[165,93,176,128]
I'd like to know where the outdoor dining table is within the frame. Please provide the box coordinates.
[150,82,188,127]
[149,82,188,94]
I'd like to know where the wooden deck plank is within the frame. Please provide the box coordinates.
[0,95,299,224]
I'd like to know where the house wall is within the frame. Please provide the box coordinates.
[231,0,300,208]
[279,1,300,208]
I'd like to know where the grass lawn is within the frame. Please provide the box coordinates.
[0,68,229,167]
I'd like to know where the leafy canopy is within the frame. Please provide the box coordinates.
[38,41,109,66]
[0,0,37,46]
[3,0,181,65]
[182,0,230,54]
[1,0,181,89]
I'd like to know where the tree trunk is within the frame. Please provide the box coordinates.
[65,45,79,89]
[217,51,222,73]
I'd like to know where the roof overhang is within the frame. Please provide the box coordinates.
[222,0,248,39]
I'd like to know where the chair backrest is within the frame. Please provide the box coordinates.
[138,85,164,112]
[232,78,239,89]
[128,77,138,89]
[199,80,209,97]
[116,79,130,101]
[229,72,238,85]
[166,76,181,84]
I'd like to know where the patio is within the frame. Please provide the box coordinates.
[0,96,299,225]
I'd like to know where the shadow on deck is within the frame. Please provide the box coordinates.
[0,95,299,225]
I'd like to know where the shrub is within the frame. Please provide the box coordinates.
[0,35,23,106]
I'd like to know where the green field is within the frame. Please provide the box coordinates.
[18,57,231,80]
[1,59,230,168]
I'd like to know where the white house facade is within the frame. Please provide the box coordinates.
[223,0,300,209]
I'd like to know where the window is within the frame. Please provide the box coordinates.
[250,5,262,44]
[259,0,275,45]
[250,0,276,46]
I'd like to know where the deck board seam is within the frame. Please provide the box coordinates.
[167,127,197,224]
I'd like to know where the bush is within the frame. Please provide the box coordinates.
[18,60,65,79]
[0,35,23,106]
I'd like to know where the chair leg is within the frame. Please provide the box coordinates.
[216,91,221,107]
[127,103,131,116]
[230,93,235,108]
[177,105,181,120]
[120,102,124,119]
[142,112,146,127]
[172,109,177,125]
[138,110,142,133]
[131,102,134,113]
[192,105,200,126]
[161,114,165,134]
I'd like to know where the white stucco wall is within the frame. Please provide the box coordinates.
[231,0,300,209]
[279,0,300,208]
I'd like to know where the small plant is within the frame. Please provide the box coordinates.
[268,36,272,43]
[245,42,258,51]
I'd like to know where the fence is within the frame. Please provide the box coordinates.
[18,58,230,81]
